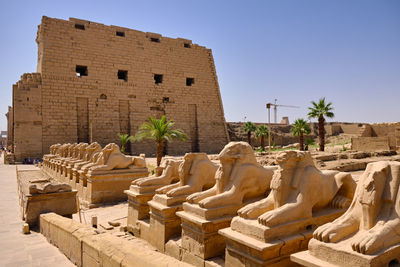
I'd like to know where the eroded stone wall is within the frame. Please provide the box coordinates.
[12,73,42,160]
[11,16,229,161]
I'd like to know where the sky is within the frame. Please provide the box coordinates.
[0,0,399,132]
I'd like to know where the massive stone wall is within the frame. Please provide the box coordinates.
[351,136,390,152]
[351,122,400,151]
[5,106,13,149]
[12,73,43,160]
[10,16,229,161]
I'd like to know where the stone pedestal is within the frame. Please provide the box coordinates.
[147,194,188,252]
[17,169,78,226]
[219,208,345,267]
[80,168,148,208]
[125,183,162,236]
[176,199,262,262]
[291,237,400,267]
[177,204,234,261]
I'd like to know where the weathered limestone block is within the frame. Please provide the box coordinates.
[40,213,192,267]
[292,161,400,267]
[177,141,277,261]
[78,143,148,208]
[219,150,356,267]
[125,158,182,236]
[147,152,218,252]
[17,169,77,226]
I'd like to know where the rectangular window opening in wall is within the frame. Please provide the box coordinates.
[76,65,88,77]
[150,37,160,43]
[186,77,195,86]
[118,70,128,81]
[75,24,85,30]
[184,43,191,48]
[163,97,170,103]
[154,74,163,84]
[116,31,125,37]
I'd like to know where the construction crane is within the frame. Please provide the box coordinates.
[266,99,300,153]
[266,99,300,123]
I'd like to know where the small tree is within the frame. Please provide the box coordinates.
[255,125,269,151]
[304,137,315,151]
[243,121,257,146]
[291,119,311,151]
[117,133,134,154]
[134,116,187,167]
[308,98,334,151]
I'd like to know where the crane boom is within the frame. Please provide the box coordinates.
[275,104,300,108]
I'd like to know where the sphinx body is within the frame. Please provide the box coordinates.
[186,141,276,209]
[50,143,71,170]
[313,161,400,255]
[43,143,61,167]
[133,158,182,187]
[88,143,146,171]
[156,153,218,197]
[72,142,102,170]
[238,150,356,227]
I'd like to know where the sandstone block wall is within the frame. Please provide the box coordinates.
[12,73,43,160]
[227,122,301,147]
[351,137,390,152]
[40,213,191,267]
[5,106,13,149]
[353,122,400,151]
[370,122,400,149]
[10,16,229,161]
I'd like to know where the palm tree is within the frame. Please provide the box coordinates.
[117,133,134,154]
[308,98,334,151]
[134,115,187,167]
[291,119,311,151]
[255,125,269,151]
[243,121,257,146]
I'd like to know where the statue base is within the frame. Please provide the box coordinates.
[79,168,148,208]
[219,208,345,267]
[17,169,77,226]
[125,184,163,236]
[176,200,260,260]
[146,193,188,252]
[291,237,400,267]
[165,238,225,267]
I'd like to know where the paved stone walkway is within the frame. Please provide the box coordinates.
[0,153,74,267]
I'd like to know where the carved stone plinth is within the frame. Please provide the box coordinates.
[125,184,162,236]
[146,194,188,251]
[176,202,248,261]
[291,238,400,267]
[177,212,231,261]
[219,208,345,267]
[17,169,77,226]
[80,168,148,208]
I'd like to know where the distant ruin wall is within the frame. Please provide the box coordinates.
[351,137,390,152]
[227,122,303,147]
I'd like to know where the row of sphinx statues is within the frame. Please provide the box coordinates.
[41,140,400,265]
[43,142,146,176]
[129,141,400,264]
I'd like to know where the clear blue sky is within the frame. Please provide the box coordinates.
[1,0,399,132]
